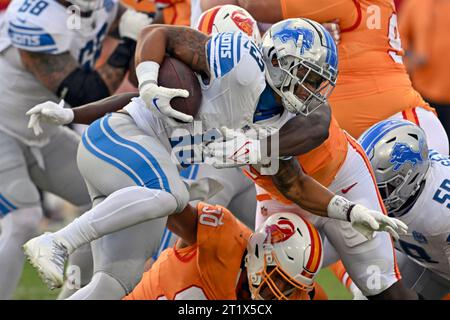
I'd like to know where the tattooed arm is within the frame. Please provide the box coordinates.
[19,50,78,93]
[19,50,127,101]
[136,25,211,77]
[272,157,334,217]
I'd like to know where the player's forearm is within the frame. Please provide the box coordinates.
[277,105,331,156]
[272,158,333,217]
[136,25,210,76]
[166,205,198,246]
[72,92,138,125]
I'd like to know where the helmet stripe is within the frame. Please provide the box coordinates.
[359,120,412,154]
[303,218,322,273]
[197,6,222,35]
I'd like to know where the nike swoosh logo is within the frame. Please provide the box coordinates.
[230,141,251,161]
[341,182,358,194]
[152,98,161,112]
[17,17,27,24]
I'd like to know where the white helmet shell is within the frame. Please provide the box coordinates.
[196,4,261,44]
[245,212,323,300]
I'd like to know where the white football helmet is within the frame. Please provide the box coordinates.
[245,212,323,300]
[196,4,261,44]
[358,119,430,215]
[261,18,338,115]
[68,0,102,13]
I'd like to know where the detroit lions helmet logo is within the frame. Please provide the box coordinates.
[272,22,314,54]
[390,142,423,171]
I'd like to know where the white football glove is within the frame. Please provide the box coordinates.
[328,195,408,240]
[26,100,73,136]
[204,127,263,168]
[136,61,193,127]
[119,9,154,41]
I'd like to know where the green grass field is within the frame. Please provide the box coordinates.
[13,261,352,300]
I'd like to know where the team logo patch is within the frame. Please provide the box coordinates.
[272,22,314,54]
[265,220,295,244]
[231,10,254,37]
[390,142,423,171]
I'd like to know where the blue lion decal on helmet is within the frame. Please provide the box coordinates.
[272,21,314,54]
[390,142,423,171]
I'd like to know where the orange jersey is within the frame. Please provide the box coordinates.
[280,0,435,137]
[399,0,450,104]
[124,203,252,300]
[161,0,191,26]
[120,0,190,26]
[245,115,347,204]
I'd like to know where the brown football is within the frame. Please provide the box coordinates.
[158,56,202,119]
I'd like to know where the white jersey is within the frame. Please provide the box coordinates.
[0,0,118,146]
[126,31,266,157]
[394,150,450,281]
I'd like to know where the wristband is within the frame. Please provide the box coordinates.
[136,61,160,90]
[327,195,355,222]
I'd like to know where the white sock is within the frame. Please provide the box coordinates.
[57,243,93,300]
[53,186,177,253]
[0,207,42,299]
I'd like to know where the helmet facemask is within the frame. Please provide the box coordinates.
[268,56,336,115]
[246,246,313,300]
[262,18,338,116]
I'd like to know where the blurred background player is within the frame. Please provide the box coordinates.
[330,119,450,300]
[200,0,449,155]
[398,0,450,149]
[0,0,155,299]
[0,0,126,300]
[125,205,324,300]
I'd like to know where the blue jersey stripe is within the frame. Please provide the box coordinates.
[9,22,44,31]
[0,193,17,211]
[82,126,143,187]
[83,116,169,191]
[102,114,171,192]
[0,202,10,216]
[191,163,200,180]
[180,165,193,179]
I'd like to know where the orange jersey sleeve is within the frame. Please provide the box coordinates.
[280,0,360,31]
[281,0,434,137]
[162,0,191,26]
[244,116,347,204]
[124,203,251,300]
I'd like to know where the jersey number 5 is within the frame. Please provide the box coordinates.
[432,179,450,209]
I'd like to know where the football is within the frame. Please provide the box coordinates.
[158,56,202,119]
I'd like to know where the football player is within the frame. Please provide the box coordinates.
[0,0,153,299]
[203,17,416,299]
[23,21,404,300]
[201,0,449,155]
[356,119,450,299]
[125,203,324,300]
